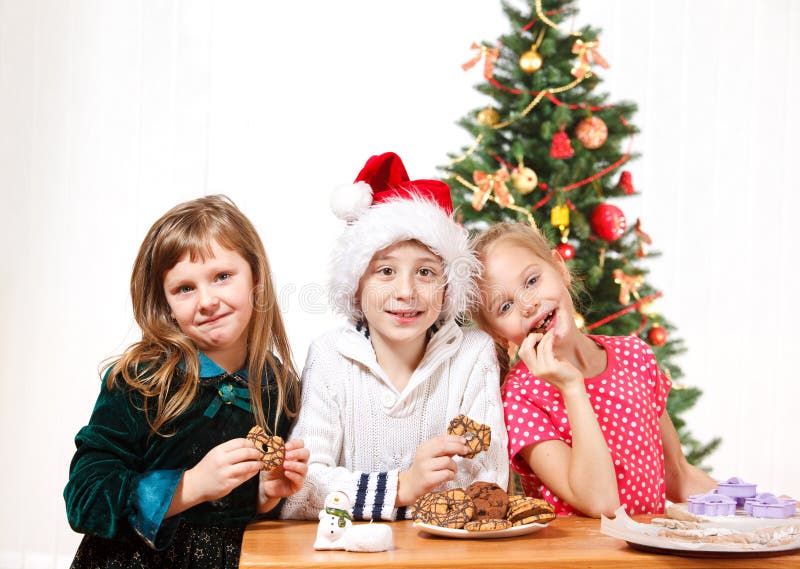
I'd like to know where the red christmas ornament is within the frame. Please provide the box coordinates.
[555,242,575,260]
[618,170,635,195]
[574,116,608,149]
[550,127,574,159]
[590,203,627,241]
[647,325,667,347]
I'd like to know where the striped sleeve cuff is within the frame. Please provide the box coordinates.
[350,470,400,521]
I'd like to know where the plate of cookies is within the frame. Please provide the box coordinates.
[412,482,556,539]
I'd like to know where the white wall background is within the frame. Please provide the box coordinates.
[1,0,798,566]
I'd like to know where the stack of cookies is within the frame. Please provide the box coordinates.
[413,481,556,532]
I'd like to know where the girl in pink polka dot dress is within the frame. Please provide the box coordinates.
[470,222,716,518]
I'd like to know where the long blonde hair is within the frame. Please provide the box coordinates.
[106,195,299,436]
[470,222,577,378]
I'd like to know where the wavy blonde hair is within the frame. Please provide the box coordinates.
[106,195,299,436]
[470,222,577,379]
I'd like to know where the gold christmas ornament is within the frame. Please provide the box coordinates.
[639,300,659,318]
[550,204,570,228]
[574,312,585,330]
[476,107,500,126]
[510,166,538,194]
[519,47,543,73]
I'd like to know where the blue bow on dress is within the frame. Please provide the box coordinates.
[203,380,252,418]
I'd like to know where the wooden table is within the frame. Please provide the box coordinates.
[240,516,799,568]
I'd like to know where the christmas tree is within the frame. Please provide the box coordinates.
[441,0,719,467]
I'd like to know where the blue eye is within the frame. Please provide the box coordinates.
[499,301,512,315]
[526,275,538,287]
[178,285,193,294]
[217,272,231,282]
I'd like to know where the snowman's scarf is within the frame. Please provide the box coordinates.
[325,506,353,528]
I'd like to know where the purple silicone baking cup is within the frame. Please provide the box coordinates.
[717,476,757,506]
[687,490,737,516]
[745,493,797,518]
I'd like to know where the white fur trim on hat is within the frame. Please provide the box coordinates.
[329,195,479,323]
[330,181,374,222]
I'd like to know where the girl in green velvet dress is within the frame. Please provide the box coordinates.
[64,195,309,568]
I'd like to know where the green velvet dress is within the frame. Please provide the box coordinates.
[64,353,293,569]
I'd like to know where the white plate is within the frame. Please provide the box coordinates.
[413,520,549,539]
[601,507,800,556]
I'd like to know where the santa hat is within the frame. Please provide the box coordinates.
[329,151,479,324]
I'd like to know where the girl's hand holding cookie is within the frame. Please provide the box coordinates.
[185,438,264,504]
[518,330,583,394]
[257,439,310,513]
[396,435,468,507]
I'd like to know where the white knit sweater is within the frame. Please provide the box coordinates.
[280,320,509,521]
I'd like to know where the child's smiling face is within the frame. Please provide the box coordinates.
[480,240,575,347]
[357,240,446,348]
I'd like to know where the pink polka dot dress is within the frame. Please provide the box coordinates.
[503,335,671,516]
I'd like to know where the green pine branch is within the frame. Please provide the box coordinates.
[439,0,718,467]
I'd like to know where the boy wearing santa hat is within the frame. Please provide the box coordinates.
[281,152,508,521]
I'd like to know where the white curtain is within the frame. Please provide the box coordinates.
[1,1,797,566]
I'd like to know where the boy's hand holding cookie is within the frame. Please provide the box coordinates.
[396,435,468,507]
[447,414,491,458]
[518,330,583,394]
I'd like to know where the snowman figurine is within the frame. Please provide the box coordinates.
[314,491,353,548]
[313,491,393,552]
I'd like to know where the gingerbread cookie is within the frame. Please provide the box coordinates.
[464,518,512,532]
[413,489,476,529]
[466,481,509,520]
[246,425,285,472]
[447,414,491,458]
